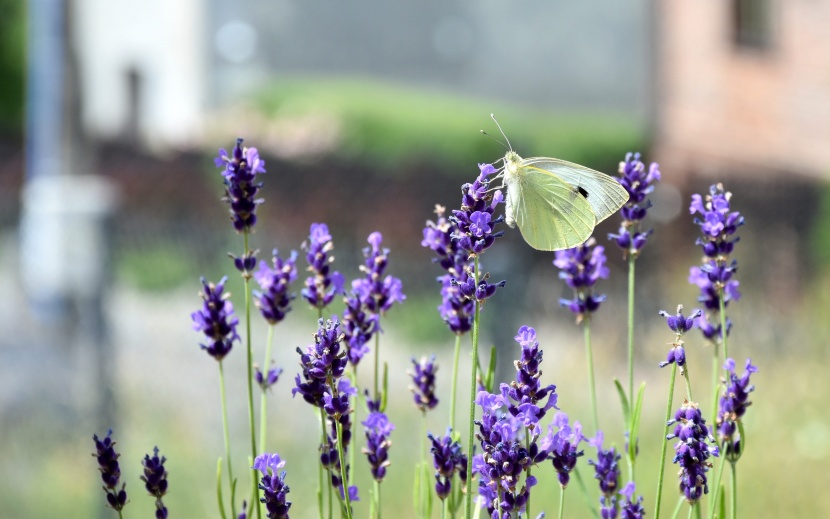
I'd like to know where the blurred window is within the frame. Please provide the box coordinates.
[732,0,773,50]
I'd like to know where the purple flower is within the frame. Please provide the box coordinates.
[254,249,298,325]
[292,319,348,406]
[450,163,505,257]
[92,430,127,512]
[191,277,239,362]
[716,358,757,460]
[667,401,719,503]
[539,412,585,488]
[409,355,439,413]
[252,453,292,519]
[422,206,474,334]
[341,279,378,365]
[500,326,558,433]
[215,138,266,234]
[588,431,621,517]
[256,364,284,392]
[140,446,169,519]
[608,152,661,257]
[301,223,345,310]
[428,429,468,501]
[362,411,395,481]
[658,305,701,368]
[554,238,609,322]
[618,482,645,519]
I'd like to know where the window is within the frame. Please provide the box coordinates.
[733,0,773,50]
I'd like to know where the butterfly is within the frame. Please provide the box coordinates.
[487,116,629,251]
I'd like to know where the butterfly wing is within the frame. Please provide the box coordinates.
[507,163,597,251]
[521,157,629,223]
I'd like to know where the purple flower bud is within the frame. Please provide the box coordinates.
[302,223,345,310]
[254,250,298,325]
[362,412,395,481]
[92,430,128,512]
[252,453,292,518]
[554,238,608,322]
[609,152,660,257]
[409,356,439,412]
[215,139,266,233]
[717,358,757,459]
[667,401,719,503]
[191,277,239,361]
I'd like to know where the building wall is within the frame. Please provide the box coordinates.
[654,0,830,181]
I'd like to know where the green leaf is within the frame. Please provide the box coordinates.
[613,378,631,425]
[413,464,422,516]
[484,345,498,394]
[629,382,646,460]
[216,458,227,519]
[717,483,726,518]
[425,462,434,517]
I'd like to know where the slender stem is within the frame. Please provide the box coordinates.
[420,412,428,519]
[373,332,381,402]
[687,503,694,519]
[335,416,354,519]
[627,255,636,414]
[718,295,729,361]
[683,365,694,402]
[654,362,677,519]
[584,319,599,433]
[669,496,683,519]
[695,500,702,519]
[218,361,236,518]
[556,485,565,519]
[729,462,737,519]
[118,511,124,519]
[318,407,327,519]
[524,429,533,519]
[450,334,462,431]
[349,366,357,486]
[242,232,261,519]
[375,479,382,519]
[709,454,727,519]
[464,257,481,519]
[709,341,720,432]
[443,498,448,519]
[259,325,275,452]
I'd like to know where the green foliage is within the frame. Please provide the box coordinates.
[253,76,643,176]
[0,0,26,134]
[116,244,198,292]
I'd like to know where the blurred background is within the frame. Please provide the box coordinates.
[1,0,829,517]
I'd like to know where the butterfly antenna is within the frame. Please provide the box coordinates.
[480,129,508,149]
[490,113,512,151]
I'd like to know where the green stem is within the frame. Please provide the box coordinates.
[374,332,381,402]
[683,365,694,402]
[695,500,702,519]
[709,341,720,433]
[375,479,382,519]
[729,462,737,519]
[709,454,727,519]
[419,412,427,519]
[687,503,694,519]
[718,295,729,361]
[349,366,358,486]
[118,511,124,519]
[218,361,236,518]
[654,362,677,519]
[335,416,354,519]
[242,232,261,519]
[669,496,683,519]
[627,254,636,414]
[259,325,275,452]
[558,485,565,519]
[464,257,481,519]
[525,429,533,519]
[450,334,462,431]
[584,319,599,433]
[443,498,448,519]
[318,407,327,519]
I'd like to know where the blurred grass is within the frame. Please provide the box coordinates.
[251,75,643,174]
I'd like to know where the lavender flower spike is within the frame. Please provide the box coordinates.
[667,400,719,503]
[539,412,585,488]
[301,223,345,310]
[362,411,395,481]
[92,430,127,512]
[609,152,661,257]
[588,431,621,519]
[658,305,702,369]
[215,138,266,234]
[554,238,609,323]
[618,482,645,519]
[409,355,439,413]
[254,249,298,325]
[191,277,240,362]
[716,358,757,460]
[253,453,292,519]
[141,446,169,519]
[428,430,468,501]
[450,163,505,257]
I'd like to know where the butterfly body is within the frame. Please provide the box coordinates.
[502,150,628,251]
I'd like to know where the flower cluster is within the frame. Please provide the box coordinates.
[341,232,405,365]
[362,411,395,481]
[421,205,475,334]
[215,138,266,234]
[689,184,744,341]
[539,412,584,488]
[428,430,468,501]
[255,364,283,392]
[301,223,345,311]
[618,482,646,519]
[588,431,621,518]
[140,447,169,519]
[92,430,127,512]
[500,326,559,431]
[253,453,292,519]
[554,238,609,322]
[409,355,439,413]
[450,163,505,257]
[658,305,701,369]
[191,277,239,362]
[716,358,757,460]
[667,401,719,503]
[609,152,661,257]
[254,249,298,325]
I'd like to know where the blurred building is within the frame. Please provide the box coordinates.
[654,0,830,181]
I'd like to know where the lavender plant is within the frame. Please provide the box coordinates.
[92,430,128,516]
[140,447,169,519]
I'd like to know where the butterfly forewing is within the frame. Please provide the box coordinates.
[509,166,596,251]
[521,157,629,223]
